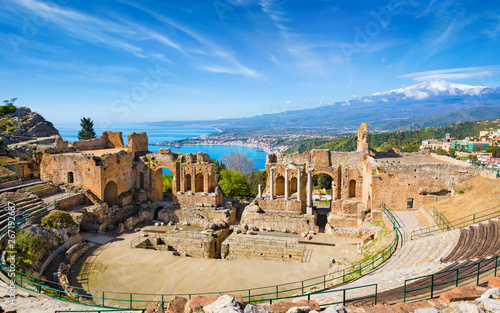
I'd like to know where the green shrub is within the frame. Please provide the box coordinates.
[457,189,465,194]
[41,210,76,229]
[5,126,15,133]
[14,229,44,267]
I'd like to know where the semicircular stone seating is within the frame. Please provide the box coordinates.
[312,217,500,305]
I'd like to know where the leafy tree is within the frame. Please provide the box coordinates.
[313,173,332,190]
[218,169,249,197]
[246,170,268,197]
[0,98,17,116]
[486,146,500,157]
[220,151,257,173]
[78,117,96,140]
[162,173,173,193]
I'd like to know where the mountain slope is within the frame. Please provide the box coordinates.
[152,80,500,132]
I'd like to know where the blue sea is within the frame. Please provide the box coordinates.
[56,125,268,171]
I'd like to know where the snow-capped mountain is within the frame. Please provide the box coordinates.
[372,80,490,100]
[155,80,500,132]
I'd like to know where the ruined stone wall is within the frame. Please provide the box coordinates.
[56,193,86,210]
[263,149,365,211]
[159,235,213,258]
[99,151,137,201]
[370,162,481,210]
[72,131,124,151]
[17,161,39,180]
[158,206,235,228]
[145,150,221,207]
[257,198,304,213]
[222,233,305,262]
[362,158,375,215]
[480,170,499,180]
[240,211,316,233]
[357,122,369,154]
[40,153,103,197]
[128,132,148,156]
[430,153,471,167]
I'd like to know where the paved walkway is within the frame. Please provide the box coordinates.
[0,279,108,313]
[303,210,452,305]
[0,180,43,194]
[390,210,426,244]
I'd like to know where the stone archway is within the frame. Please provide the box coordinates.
[185,174,192,191]
[349,180,356,198]
[275,175,285,196]
[104,181,118,206]
[290,177,297,195]
[195,173,204,192]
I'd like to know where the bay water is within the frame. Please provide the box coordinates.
[56,125,268,171]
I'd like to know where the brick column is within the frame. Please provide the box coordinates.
[270,167,275,200]
[297,167,302,202]
[284,167,289,201]
[307,168,313,213]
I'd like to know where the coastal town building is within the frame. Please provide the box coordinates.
[419,133,454,151]
[451,139,490,151]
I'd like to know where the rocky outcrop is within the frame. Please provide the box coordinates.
[0,106,59,144]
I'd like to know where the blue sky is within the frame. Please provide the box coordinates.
[1,0,500,128]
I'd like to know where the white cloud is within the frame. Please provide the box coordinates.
[399,66,500,82]
[284,100,291,104]
[121,0,259,78]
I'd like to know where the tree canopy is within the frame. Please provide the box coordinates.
[220,151,257,173]
[0,98,17,116]
[78,117,97,140]
[218,169,249,197]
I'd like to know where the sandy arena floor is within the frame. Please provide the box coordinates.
[72,226,362,299]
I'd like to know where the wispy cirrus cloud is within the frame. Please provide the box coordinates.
[4,0,149,58]
[117,0,260,78]
[399,66,500,81]
[5,0,258,78]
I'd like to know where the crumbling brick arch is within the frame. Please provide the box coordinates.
[275,175,285,196]
[195,173,204,192]
[311,170,336,201]
[104,180,118,206]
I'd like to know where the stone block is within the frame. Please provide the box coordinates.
[456,301,484,313]
[439,286,487,304]
[267,300,319,313]
[489,276,500,287]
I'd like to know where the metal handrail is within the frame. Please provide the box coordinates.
[0,207,398,309]
[404,254,500,302]
[411,205,500,240]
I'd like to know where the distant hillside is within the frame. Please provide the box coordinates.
[381,107,500,130]
[152,80,500,133]
[285,119,500,153]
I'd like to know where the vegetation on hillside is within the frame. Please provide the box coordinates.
[286,119,500,153]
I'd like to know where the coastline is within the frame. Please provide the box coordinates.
[153,142,275,154]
